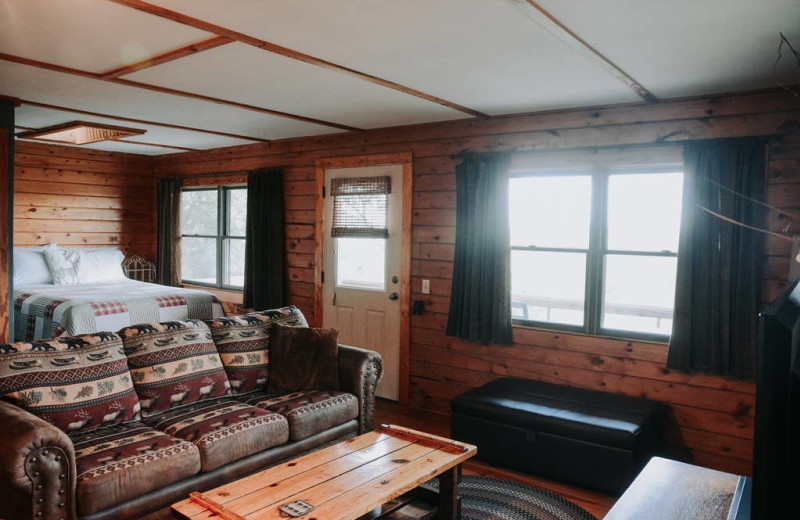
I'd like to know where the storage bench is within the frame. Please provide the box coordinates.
[451,377,667,494]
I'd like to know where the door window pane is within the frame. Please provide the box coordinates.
[336,238,385,290]
[228,189,247,237]
[181,237,217,284]
[607,173,683,252]
[181,190,218,235]
[509,175,592,248]
[511,250,586,326]
[224,238,245,288]
[602,254,677,335]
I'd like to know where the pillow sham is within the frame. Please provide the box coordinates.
[267,324,339,393]
[43,248,80,286]
[12,244,57,286]
[75,247,126,284]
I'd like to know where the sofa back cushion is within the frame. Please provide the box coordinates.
[205,306,308,394]
[0,332,140,433]
[119,320,229,417]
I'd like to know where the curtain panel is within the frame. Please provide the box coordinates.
[244,168,286,310]
[446,152,513,345]
[668,138,767,379]
[156,176,182,287]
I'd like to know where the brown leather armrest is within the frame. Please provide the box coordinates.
[337,344,383,434]
[0,400,77,520]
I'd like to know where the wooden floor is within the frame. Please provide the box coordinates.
[375,399,616,519]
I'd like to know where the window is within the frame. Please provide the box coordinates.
[181,186,247,289]
[509,162,683,340]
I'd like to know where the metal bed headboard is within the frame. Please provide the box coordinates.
[122,255,156,283]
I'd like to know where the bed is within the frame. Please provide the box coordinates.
[13,279,225,342]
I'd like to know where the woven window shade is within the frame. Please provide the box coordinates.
[331,176,391,238]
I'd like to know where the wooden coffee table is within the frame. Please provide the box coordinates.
[172,424,477,520]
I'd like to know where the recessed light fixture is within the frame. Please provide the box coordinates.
[16,121,146,145]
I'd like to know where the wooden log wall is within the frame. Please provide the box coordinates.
[13,141,156,259]
[154,89,800,476]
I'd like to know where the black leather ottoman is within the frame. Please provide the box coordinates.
[451,377,667,495]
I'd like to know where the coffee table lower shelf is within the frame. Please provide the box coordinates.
[171,424,477,520]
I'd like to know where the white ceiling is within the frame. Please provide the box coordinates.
[1,0,798,155]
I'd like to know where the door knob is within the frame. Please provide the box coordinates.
[389,292,399,301]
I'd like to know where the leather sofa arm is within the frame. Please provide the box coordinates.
[0,400,77,520]
[337,344,383,434]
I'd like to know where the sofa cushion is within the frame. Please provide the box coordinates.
[143,397,289,471]
[0,332,141,433]
[70,421,201,516]
[267,325,339,393]
[119,320,230,417]
[205,306,309,395]
[239,390,358,441]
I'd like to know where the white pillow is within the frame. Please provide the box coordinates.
[13,244,57,286]
[75,248,126,284]
[43,249,80,286]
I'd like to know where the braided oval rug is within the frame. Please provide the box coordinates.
[423,475,598,520]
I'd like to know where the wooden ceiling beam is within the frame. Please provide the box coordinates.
[100,35,233,79]
[16,124,200,152]
[106,0,488,118]
[515,0,657,103]
[0,52,361,132]
[17,99,270,143]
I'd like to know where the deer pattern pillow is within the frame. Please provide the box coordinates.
[0,332,141,433]
[119,320,230,417]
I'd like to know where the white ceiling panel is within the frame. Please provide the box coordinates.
[535,0,800,98]
[148,0,640,115]
[14,104,255,151]
[20,138,180,156]
[124,43,469,128]
[0,60,343,141]
[0,0,212,73]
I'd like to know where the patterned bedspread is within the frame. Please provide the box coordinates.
[13,280,225,341]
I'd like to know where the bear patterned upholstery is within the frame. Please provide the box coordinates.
[0,332,141,433]
[205,306,309,395]
[70,422,200,516]
[142,397,289,471]
[119,320,230,417]
[239,390,358,441]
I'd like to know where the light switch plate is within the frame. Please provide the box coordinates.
[421,279,430,294]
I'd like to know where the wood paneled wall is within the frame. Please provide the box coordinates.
[154,89,800,476]
[14,141,156,259]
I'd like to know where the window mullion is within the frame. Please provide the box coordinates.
[585,170,607,335]
[217,186,225,288]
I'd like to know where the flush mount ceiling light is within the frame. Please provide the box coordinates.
[16,121,146,145]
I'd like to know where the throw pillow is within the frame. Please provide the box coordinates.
[0,332,141,433]
[267,324,339,393]
[205,305,309,394]
[43,248,80,285]
[119,319,230,417]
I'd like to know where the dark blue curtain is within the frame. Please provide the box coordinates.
[446,153,513,345]
[668,138,767,378]
[156,177,181,286]
[244,168,285,310]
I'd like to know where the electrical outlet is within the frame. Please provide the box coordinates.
[421,279,430,294]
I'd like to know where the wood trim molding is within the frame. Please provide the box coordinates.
[0,52,361,132]
[19,99,270,143]
[0,128,8,343]
[100,36,233,79]
[106,0,487,118]
[314,152,413,405]
[515,0,657,103]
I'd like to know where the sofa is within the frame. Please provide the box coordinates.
[0,306,383,520]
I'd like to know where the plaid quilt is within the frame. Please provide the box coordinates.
[13,280,224,341]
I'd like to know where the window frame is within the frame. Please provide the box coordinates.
[510,165,682,342]
[180,185,247,291]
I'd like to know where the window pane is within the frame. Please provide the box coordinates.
[509,175,591,248]
[181,237,217,284]
[224,238,245,288]
[227,189,247,237]
[336,238,385,290]
[511,250,586,326]
[181,190,218,235]
[607,173,683,252]
[602,254,677,335]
